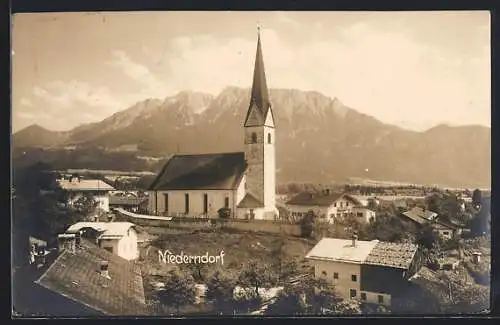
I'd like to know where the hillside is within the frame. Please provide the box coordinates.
[12,87,491,188]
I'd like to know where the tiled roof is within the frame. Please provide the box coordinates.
[148,152,246,191]
[306,238,418,270]
[237,192,264,208]
[35,240,148,316]
[58,179,115,192]
[305,238,378,264]
[66,222,135,238]
[109,196,147,206]
[30,236,47,247]
[364,241,418,270]
[286,192,361,207]
[402,207,437,225]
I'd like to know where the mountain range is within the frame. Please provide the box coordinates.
[12,87,491,188]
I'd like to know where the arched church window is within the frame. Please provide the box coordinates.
[267,133,271,144]
[251,132,257,143]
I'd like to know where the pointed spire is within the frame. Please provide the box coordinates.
[244,24,271,127]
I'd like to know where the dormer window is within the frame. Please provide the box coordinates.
[251,132,257,143]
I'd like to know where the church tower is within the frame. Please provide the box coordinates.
[241,27,277,219]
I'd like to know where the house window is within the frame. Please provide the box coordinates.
[340,202,343,208]
[351,274,357,282]
[350,289,357,298]
[267,133,271,144]
[333,272,339,279]
[346,202,349,207]
[357,212,363,218]
[185,193,190,214]
[443,231,450,236]
[361,293,367,301]
[251,132,257,143]
[333,203,337,207]
[164,193,169,213]
[321,271,327,277]
[203,194,208,214]
[378,295,384,304]
[224,197,230,209]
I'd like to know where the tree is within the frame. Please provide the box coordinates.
[265,283,308,315]
[206,270,237,314]
[472,189,482,209]
[238,260,272,296]
[217,207,231,219]
[157,269,197,314]
[183,262,209,283]
[416,223,440,250]
[308,277,341,315]
[330,299,362,315]
[12,162,74,244]
[300,210,316,238]
[72,193,99,221]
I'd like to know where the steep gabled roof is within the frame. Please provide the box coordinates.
[237,192,264,208]
[286,192,361,207]
[244,29,274,127]
[35,240,148,316]
[148,152,246,191]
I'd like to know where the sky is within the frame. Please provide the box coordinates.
[11,11,491,132]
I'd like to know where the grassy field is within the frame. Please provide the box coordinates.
[135,227,316,307]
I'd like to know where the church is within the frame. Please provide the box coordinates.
[147,29,278,220]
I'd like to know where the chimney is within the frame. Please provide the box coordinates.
[34,244,47,267]
[100,260,110,278]
[57,234,76,253]
[472,252,482,264]
[75,231,82,247]
[352,233,358,247]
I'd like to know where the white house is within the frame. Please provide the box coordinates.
[64,222,139,260]
[147,29,278,221]
[285,190,376,224]
[305,236,421,307]
[58,177,115,213]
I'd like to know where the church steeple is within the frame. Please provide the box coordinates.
[244,25,273,127]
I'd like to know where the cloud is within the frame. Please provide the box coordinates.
[18,79,128,131]
[107,49,173,99]
[141,23,489,131]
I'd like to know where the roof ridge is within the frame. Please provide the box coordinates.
[171,151,244,158]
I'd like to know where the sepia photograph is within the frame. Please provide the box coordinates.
[11,10,491,317]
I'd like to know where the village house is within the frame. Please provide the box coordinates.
[22,237,148,316]
[109,192,148,213]
[58,176,115,214]
[305,236,422,308]
[147,29,278,221]
[285,190,376,224]
[63,222,139,260]
[400,207,464,240]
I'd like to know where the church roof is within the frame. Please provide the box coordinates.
[148,152,247,191]
[244,29,273,127]
[237,192,264,208]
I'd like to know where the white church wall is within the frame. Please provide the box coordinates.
[152,189,236,218]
